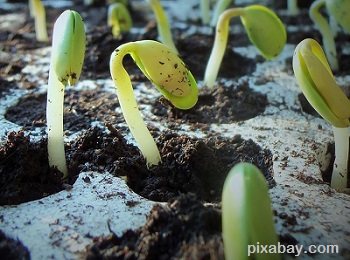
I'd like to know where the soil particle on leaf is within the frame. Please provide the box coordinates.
[86,193,224,260]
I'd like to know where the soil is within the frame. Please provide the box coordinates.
[0,0,349,259]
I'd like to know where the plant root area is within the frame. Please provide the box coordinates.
[0,126,274,205]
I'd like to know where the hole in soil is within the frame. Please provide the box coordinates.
[86,193,224,260]
[0,130,63,205]
[152,82,268,124]
[116,130,274,203]
[4,89,121,132]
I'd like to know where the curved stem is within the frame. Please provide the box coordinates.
[309,0,338,71]
[331,126,349,189]
[110,45,161,167]
[46,69,68,180]
[204,8,243,88]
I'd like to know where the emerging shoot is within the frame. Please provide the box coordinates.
[145,0,178,54]
[200,0,211,25]
[309,0,350,71]
[107,2,132,38]
[204,5,286,88]
[210,0,232,27]
[110,40,198,167]
[29,0,49,42]
[287,0,299,15]
[293,38,350,190]
[222,163,280,260]
[47,10,86,180]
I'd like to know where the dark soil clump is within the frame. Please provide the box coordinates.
[0,230,30,260]
[0,126,274,205]
[0,130,62,205]
[117,131,274,203]
[86,193,224,260]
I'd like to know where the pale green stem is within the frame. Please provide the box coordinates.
[309,0,338,71]
[287,0,299,15]
[29,0,49,42]
[204,8,243,88]
[146,0,178,54]
[46,69,68,180]
[110,45,161,167]
[210,0,232,27]
[331,126,349,189]
[200,0,211,25]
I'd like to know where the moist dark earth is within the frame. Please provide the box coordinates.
[0,0,349,259]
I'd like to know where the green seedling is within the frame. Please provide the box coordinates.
[222,163,280,260]
[204,5,286,88]
[110,40,198,167]
[309,0,350,71]
[29,0,49,42]
[145,0,178,54]
[200,0,211,25]
[107,2,132,38]
[287,0,299,15]
[47,10,86,180]
[293,38,350,190]
[200,0,233,26]
[210,0,233,26]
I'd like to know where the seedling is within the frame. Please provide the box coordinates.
[309,0,350,71]
[200,0,211,25]
[287,0,299,15]
[47,10,86,180]
[107,2,132,38]
[145,0,178,54]
[29,0,49,42]
[109,40,198,167]
[204,5,286,88]
[222,163,280,260]
[210,0,232,26]
[293,38,350,190]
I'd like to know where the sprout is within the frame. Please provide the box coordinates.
[222,163,280,260]
[29,0,49,42]
[309,0,350,71]
[210,0,232,27]
[287,0,299,15]
[145,0,178,54]
[47,10,86,180]
[204,5,286,88]
[200,0,211,25]
[109,40,198,167]
[107,2,132,38]
[293,38,350,190]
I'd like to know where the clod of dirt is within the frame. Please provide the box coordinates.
[0,130,63,205]
[86,193,224,260]
[114,131,274,203]
[0,230,30,260]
